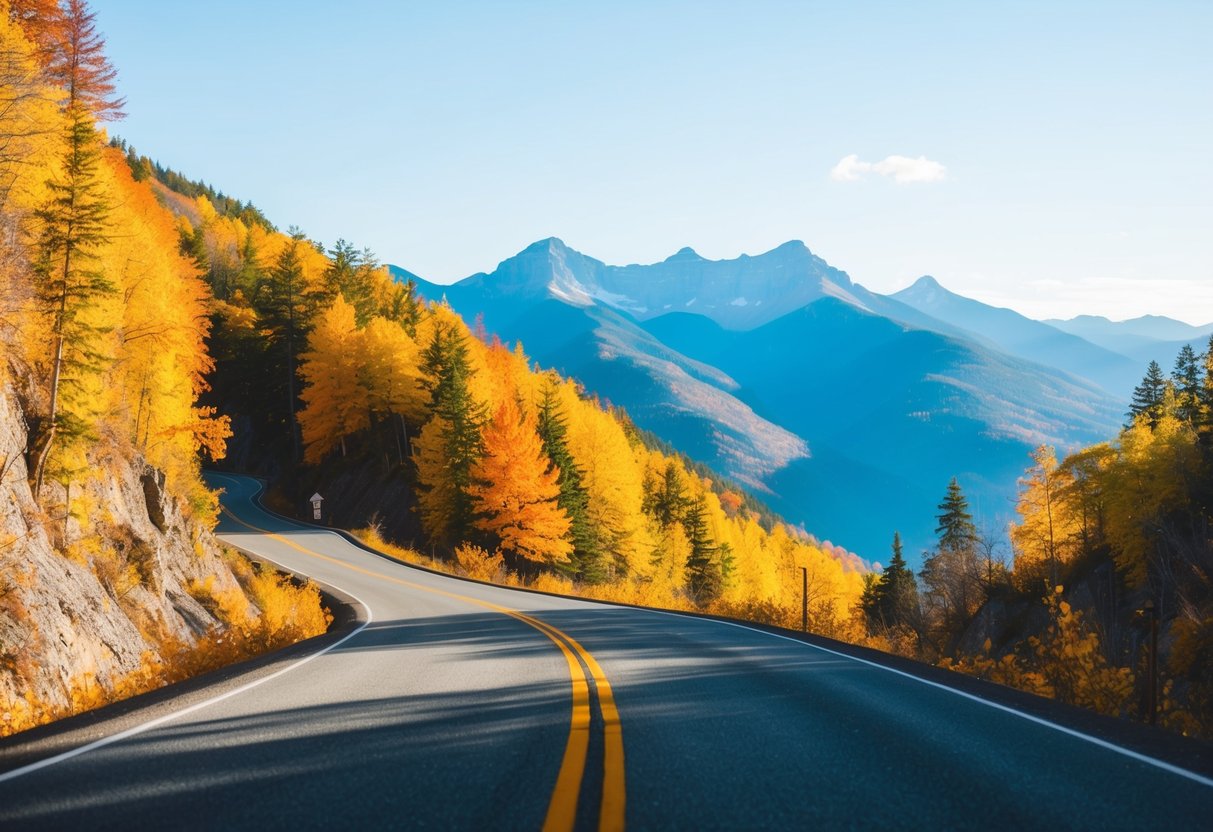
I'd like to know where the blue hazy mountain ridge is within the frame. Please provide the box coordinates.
[644,300,1122,558]
[1043,314,1213,369]
[1048,313,1213,344]
[890,276,1143,398]
[398,248,809,490]
[390,239,1124,563]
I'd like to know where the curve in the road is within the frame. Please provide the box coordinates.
[219,500,626,832]
[2,471,1211,831]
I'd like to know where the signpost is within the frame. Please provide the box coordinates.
[310,493,324,522]
[801,566,808,633]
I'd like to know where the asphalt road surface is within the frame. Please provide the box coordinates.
[1,472,1210,830]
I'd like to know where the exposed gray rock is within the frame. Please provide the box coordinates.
[0,382,248,716]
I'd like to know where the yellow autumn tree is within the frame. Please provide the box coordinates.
[564,393,650,575]
[413,415,461,542]
[359,314,426,444]
[1010,445,1080,591]
[298,295,369,461]
[469,397,571,566]
[1103,408,1200,587]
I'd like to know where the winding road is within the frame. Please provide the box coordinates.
[1,472,1211,830]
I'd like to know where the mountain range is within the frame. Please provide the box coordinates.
[392,240,1209,565]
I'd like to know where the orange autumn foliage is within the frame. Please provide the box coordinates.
[469,397,572,566]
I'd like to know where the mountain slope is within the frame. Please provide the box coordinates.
[891,276,1141,397]
[396,258,810,491]
[645,298,1123,555]
[391,240,1125,561]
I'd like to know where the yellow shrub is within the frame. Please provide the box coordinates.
[455,543,505,582]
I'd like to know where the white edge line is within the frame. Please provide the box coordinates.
[0,510,374,784]
[637,607,1213,790]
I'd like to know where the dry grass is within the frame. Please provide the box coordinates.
[0,550,331,738]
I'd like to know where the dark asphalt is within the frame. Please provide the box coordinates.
[0,472,1210,830]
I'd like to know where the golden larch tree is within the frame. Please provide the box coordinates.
[469,397,571,566]
[359,314,427,459]
[298,295,369,462]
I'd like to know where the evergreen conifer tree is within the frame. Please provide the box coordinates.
[684,493,722,604]
[415,318,485,545]
[874,532,918,628]
[935,477,977,552]
[1172,344,1203,424]
[644,461,692,528]
[255,232,309,464]
[1128,360,1167,427]
[536,381,604,582]
[28,0,123,494]
[921,478,982,633]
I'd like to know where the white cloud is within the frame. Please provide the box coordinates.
[830,154,947,184]
[829,154,869,181]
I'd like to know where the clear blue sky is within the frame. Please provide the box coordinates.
[98,1,1212,323]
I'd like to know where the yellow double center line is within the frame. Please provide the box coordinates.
[219,504,625,831]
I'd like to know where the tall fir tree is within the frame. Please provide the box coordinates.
[323,239,377,325]
[414,317,485,545]
[935,477,977,552]
[644,460,692,528]
[1202,334,1213,435]
[536,381,604,582]
[871,532,918,629]
[27,0,122,494]
[684,493,722,605]
[921,478,982,633]
[1172,343,1203,425]
[255,231,309,464]
[1128,359,1167,428]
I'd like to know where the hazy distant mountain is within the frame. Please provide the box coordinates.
[645,298,1121,556]
[419,237,871,330]
[1044,314,1213,370]
[891,276,1141,397]
[391,240,1125,562]
[1047,314,1213,345]
[392,250,810,492]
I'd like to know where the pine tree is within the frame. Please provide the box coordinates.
[1128,360,1166,428]
[536,381,604,581]
[875,532,918,628]
[254,231,310,463]
[935,477,977,553]
[323,239,377,325]
[27,0,122,494]
[1172,343,1203,425]
[921,478,982,634]
[644,461,692,528]
[684,493,722,605]
[298,295,369,462]
[469,397,571,567]
[414,317,485,545]
[1202,335,1213,436]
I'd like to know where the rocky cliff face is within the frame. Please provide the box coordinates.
[0,381,246,721]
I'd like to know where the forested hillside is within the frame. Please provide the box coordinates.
[0,0,327,735]
[858,349,1213,737]
[152,175,868,630]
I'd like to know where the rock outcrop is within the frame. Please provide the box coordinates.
[0,382,246,717]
